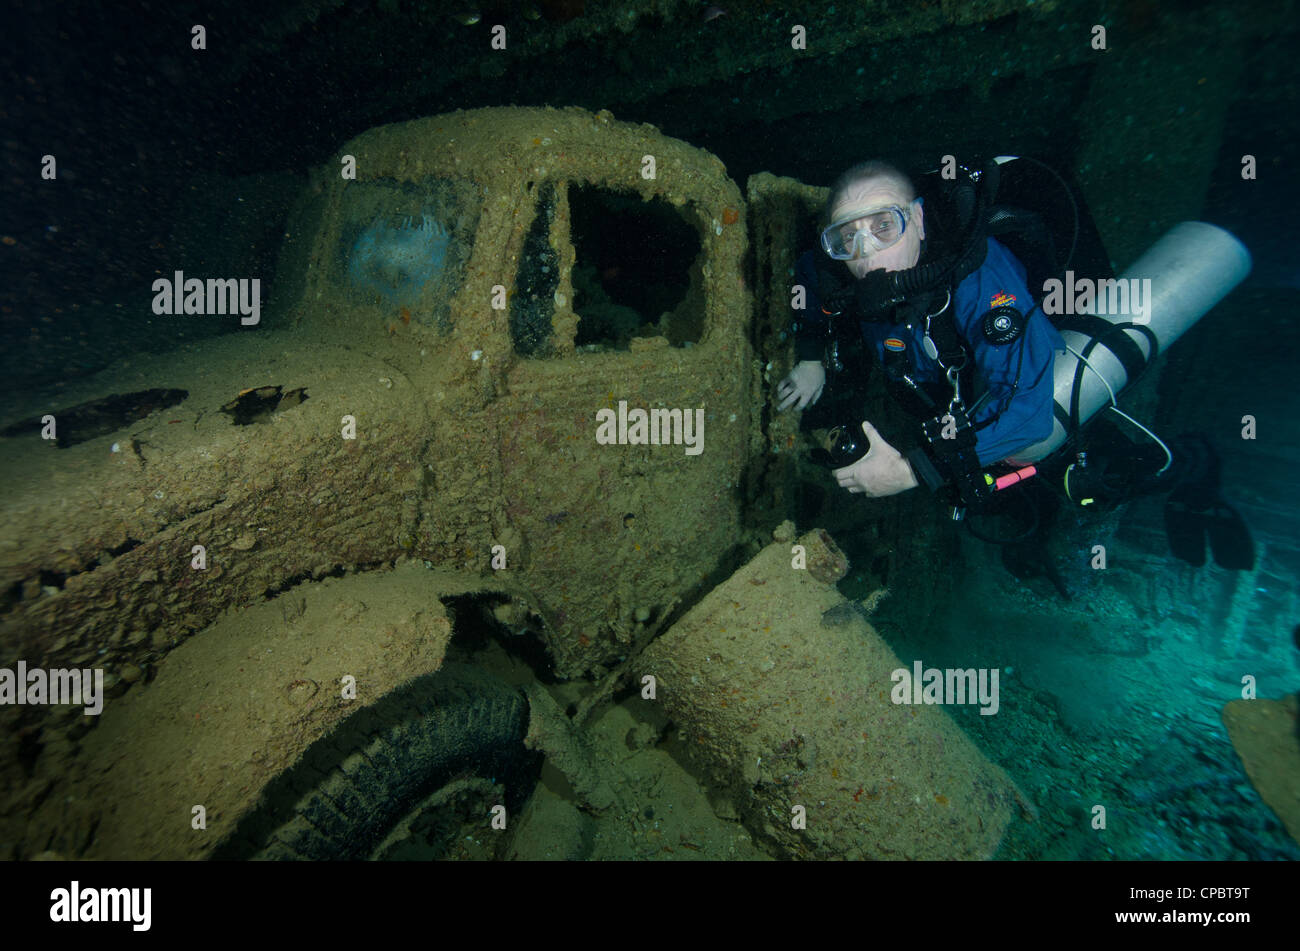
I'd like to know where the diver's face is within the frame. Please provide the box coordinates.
[829,177,925,279]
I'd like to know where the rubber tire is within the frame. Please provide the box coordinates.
[212,663,538,860]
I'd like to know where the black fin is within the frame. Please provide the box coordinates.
[1204,501,1256,571]
[1164,490,1208,567]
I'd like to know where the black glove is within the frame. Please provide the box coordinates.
[815,257,900,321]
[814,256,855,315]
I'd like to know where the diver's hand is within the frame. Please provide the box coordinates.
[833,421,919,497]
[776,361,826,411]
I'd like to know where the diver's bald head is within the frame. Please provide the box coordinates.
[826,160,916,220]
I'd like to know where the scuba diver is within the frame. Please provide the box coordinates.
[775,156,1256,577]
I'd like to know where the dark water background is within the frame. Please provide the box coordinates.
[2,0,1298,860]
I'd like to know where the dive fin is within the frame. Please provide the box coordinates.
[1162,433,1255,571]
[1203,501,1255,571]
[1164,492,1208,567]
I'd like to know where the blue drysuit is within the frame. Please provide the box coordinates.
[794,239,1065,469]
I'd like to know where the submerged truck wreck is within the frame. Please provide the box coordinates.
[0,105,1025,860]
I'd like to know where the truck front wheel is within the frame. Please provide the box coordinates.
[214,664,539,860]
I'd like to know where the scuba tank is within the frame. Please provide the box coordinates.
[1011,221,1253,464]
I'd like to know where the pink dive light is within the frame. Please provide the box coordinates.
[994,465,1037,491]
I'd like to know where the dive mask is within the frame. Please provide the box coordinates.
[820,200,919,260]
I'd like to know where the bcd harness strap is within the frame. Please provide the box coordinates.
[1051,314,1159,436]
[891,282,1038,509]
[882,286,989,506]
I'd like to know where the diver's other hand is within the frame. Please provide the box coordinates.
[833,421,919,498]
[776,360,826,411]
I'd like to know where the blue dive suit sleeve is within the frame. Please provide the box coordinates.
[954,240,1065,466]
